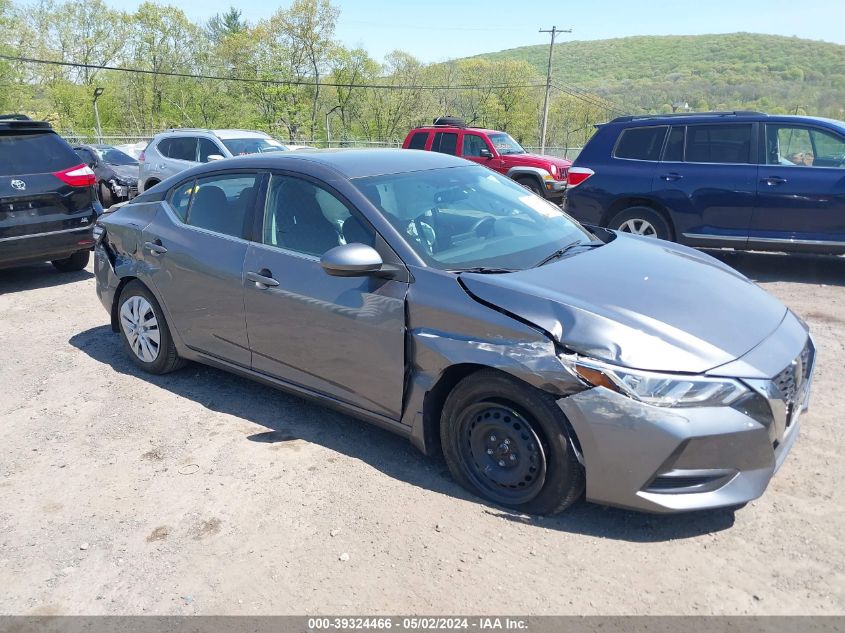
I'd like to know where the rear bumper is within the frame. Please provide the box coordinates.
[0,226,94,268]
[94,243,120,321]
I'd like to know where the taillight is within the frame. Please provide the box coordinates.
[53,164,96,187]
[567,167,594,187]
[138,150,145,162]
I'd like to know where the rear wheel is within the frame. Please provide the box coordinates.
[51,250,90,272]
[117,280,184,374]
[441,369,585,515]
[516,176,546,198]
[98,182,113,208]
[608,206,672,240]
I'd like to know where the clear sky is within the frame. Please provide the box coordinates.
[28,0,845,62]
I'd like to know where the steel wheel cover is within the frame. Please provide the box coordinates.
[457,403,547,505]
[618,218,657,237]
[119,295,161,363]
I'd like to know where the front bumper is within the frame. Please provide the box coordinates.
[558,336,814,513]
[110,181,138,200]
[544,178,567,197]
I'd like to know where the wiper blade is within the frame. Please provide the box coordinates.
[449,267,518,274]
[534,240,602,267]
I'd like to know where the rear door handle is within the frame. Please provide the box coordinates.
[660,173,683,181]
[246,270,279,289]
[762,176,788,186]
[144,240,167,255]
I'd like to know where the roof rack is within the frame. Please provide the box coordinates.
[0,114,53,131]
[164,127,212,133]
[609,111,766,123]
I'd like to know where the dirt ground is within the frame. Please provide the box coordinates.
[0,250,843,616]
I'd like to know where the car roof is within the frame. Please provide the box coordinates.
[162,149,471,181]
[155,128,271,140]
[606,111,845,130]
[411,125,502,135]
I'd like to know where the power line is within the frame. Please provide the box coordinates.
[551,84,627,117]
[1,53,626,115]
[0,54,547,91]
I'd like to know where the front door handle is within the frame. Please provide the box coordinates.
[246,269,279,289]
[144,240,167,255]
[660,173,683,181]
[762,176,788,186]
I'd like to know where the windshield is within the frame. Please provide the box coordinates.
[488,133,526,155]
[95,146,137,166]
[354,165,593,271]
[221,138,287,156]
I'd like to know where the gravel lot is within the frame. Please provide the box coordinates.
[0,251,843,616]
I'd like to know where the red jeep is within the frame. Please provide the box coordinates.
[402,117,571,200]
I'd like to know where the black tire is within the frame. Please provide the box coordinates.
[98,182,113,208]
[440,369,585,515]
[117,280,185,374]
[144,179,160,192]
[607,206,673,240]
[51,250,90,272]
[516,176,547,198]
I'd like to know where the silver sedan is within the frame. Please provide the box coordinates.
[92,149,814,514]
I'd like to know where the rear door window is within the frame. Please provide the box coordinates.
[663,126,685,162]
[168,179,196,221]
[0,131,81,176]
[184,173,259,238]
[407,132,429,150]
[431,132,458,155]
[686,124,753,164]
[613,126,668,161]
[164,137,198,162]
[74,147,97,166]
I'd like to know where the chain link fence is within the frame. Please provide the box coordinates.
[58,131,581,160]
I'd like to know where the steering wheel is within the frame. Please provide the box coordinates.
[469,215,497,238]
[410,211,438,254]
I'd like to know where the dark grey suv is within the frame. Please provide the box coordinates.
[93,150,814,515]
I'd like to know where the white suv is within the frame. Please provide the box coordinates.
[138,129,287,193]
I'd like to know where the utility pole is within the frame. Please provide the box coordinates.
[538,26,572,153]
[325,105,341,148]
[92,87,104,144]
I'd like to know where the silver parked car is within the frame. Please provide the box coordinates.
[93,149,814,515]
[138,128,288,194]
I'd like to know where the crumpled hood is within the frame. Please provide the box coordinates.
[460,234,788,374]
[107,164,139,184]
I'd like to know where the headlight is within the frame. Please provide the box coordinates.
[560,355,748,408]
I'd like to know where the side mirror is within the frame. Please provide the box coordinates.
[479,149,493,159]
[207,154,225,162]
[321,243,383,277]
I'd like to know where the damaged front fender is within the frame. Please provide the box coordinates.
[401,268,586,455]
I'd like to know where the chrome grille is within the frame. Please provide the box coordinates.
[773,339,813,426]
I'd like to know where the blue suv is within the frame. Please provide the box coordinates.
[563,111,845,254]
